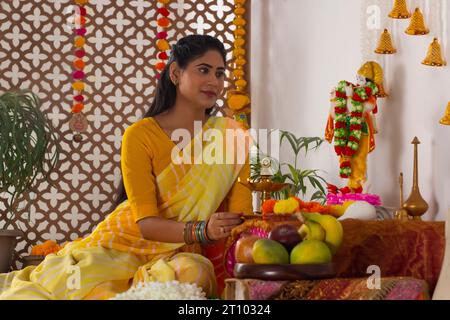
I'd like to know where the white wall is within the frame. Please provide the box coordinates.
[251,0,450,220]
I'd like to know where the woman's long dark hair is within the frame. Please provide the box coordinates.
[113,35,227,208]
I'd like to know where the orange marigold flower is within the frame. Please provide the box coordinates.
[72,103,84,113]
[73,59,85,70]
[155,61,166,71]
[261,199,277,214]
[157,17,170,28]
[31,240,62,256]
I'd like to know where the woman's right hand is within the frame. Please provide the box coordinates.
[206,212,244,241]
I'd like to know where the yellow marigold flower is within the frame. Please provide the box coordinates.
[233,17,246,27]
[234,29,246,37]
[72,81,85,91]
[235,79,247,88]
[234,7,246,15]
[233,48,246,58]
[157,39,170,51]
[274,198,299,214]
[235,59,247,67]
[74,36,85,48]
[234,38,246,48]
[233,69,245,78]
[227,94,250,110]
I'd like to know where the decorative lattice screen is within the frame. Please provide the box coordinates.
[0,0,240,269]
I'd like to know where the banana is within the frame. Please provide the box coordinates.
[298,220,326,241]
[302,213,343,255]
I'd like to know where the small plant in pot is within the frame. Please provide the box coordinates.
[0,91,60,272]
[250,130,328,205]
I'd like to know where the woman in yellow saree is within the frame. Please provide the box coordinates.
[0,35,253,300]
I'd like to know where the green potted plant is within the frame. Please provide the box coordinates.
[250,130,327,203]
[0,90,60,272]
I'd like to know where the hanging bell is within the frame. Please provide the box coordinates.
[388,0,411,19]
[422,38,447,67]
[405,8,429,35]
[440,102,450,126]
[375,29,397,54]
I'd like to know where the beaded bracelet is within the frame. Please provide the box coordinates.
[183,221,213,245]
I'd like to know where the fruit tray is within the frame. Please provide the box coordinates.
[234,262,336,281]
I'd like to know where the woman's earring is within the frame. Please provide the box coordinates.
[172,78,178,86]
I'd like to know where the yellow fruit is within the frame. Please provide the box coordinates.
[252,239,289,264]
[298,220,326,241]
[328,201,354,217]
[290,240,332,264]
[149,259,175,282]
[302,213,343,255]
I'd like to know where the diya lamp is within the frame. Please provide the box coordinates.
[238,157,290,215]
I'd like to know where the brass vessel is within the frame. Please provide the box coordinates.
[402,137,429,219]
[238,157,290,214]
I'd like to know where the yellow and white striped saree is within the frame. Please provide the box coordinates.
[0,116,251,299]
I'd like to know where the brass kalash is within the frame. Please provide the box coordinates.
[238,157,290,215]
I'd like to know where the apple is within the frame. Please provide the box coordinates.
[234,235,261,263]
[268,224,302,250]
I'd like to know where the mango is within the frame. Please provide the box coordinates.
[252,239,289,264]
[290,240,332,265]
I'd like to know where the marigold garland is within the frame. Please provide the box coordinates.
[31,240,62,256]
[261,197,337,216]
[154,0,172,79]
[225,0,251,127]
[71,0,89,115]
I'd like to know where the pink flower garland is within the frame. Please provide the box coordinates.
[326,193,382,206]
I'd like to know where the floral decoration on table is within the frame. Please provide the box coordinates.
[154,0,172,79]
[30,240,63,256]
[261,197,335,216]
[326,191,381,206]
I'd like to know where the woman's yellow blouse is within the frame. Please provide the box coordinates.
[121,117,253,223]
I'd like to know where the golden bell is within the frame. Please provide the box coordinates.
[440,102,450,126]
[422,38,447,67]
[389,0,411,19]
[375,29,397,54]
[405,8,429,35]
